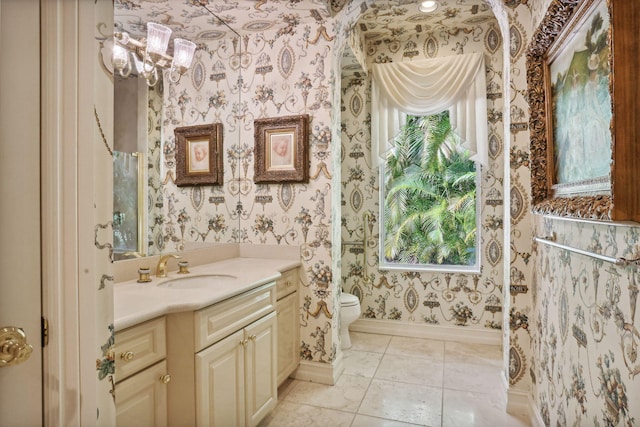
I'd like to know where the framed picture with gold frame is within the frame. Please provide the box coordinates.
[254,114,309,183]
[174,123,223,186]
[527,0,640,222]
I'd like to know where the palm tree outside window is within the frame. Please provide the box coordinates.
[380,111,480,272]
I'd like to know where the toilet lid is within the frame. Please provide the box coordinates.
[340,293,359,307]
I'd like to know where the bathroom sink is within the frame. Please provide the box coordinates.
[157,274,238,289]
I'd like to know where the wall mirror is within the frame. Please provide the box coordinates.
[112,3,243,260]
[112,75,159,260]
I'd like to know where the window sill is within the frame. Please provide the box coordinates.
[378,262,481,275]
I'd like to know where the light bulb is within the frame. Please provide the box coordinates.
[112,43,131,77]
[113,44,128,67]
[145,22,172,56]
[419,1,439,13]
[172,39,196,70]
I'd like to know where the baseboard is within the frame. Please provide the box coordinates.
[350,318,501,346]
[527,395,544,427]
[506,387,530,417]
[505,382,543,427]
[292,353,344,385]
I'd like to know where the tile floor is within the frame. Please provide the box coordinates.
[259,332,530,427]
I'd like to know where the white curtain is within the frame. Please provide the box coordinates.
[371,52,488,168]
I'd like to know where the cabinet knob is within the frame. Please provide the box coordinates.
[120,351,135,361]
[240,339,248,347]
[249,334,257,341]
[160,374,171,384]
[285,280,291,287]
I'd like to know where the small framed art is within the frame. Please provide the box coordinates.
[174,123,223,186]
[254,114,309,183]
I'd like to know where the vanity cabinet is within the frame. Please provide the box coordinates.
[195,311,277,426]
[167,281,278,427]
[116,361,169,427]
[275,268,300,385]
[115,316,169,427]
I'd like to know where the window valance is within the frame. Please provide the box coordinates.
[371,52,488,168]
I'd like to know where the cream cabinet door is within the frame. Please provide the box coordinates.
[196,329,246,427]
[244,311,278,427]
[276,292,299,385]
[116,361,169,427]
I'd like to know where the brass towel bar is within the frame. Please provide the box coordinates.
[534,234,640,267]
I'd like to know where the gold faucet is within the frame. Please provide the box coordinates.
[156,254,181,278]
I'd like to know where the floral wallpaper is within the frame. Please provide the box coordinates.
[531,216,640,425]
[146,83,164,255]
[503,0,535,400]
[501,0,640,423]
[525,0,640,424]
[149,38,240,253]
[529,0,554,30]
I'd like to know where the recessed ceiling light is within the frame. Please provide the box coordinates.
[419,0,439,13]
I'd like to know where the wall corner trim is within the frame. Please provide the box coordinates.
[292,354,344,385]
[507,386,543,427]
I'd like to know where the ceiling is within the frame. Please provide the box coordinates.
[345,0,494,73]
[358,0,493,42]
[114,0,495,72]
[116,0,493,42]
[114,0,332,42]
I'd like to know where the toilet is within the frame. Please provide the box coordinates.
[340,292,361,349]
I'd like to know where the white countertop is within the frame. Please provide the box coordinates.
[114,257,301,331]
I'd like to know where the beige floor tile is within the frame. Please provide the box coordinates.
[375,353,444,387]
[343,349,384,378]
[277,377,297,401]
[444,341,502,367]
[443,359,505,397]
[442,389,530,427]
[269,334,519,427]
[386,336,445,361]
[358,378,442,426]
[257,401,355,427]
[349,332,393,353]
[352,414,426,427]
[284,374,371,413]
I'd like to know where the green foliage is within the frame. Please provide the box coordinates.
[383,112,477,266]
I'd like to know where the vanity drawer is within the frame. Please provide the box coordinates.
[116,316,166,383]
[195,282,276,352]
[276,268,298,300]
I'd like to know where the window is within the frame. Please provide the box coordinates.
[380,111,481,272]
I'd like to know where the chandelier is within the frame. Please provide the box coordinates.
[112,22,196,87]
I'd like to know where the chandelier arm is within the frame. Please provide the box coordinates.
[118,58,132,78]
[168,66,182,84]
[144,67,159,87]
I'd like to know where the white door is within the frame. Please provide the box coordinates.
[0,1,43,426]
